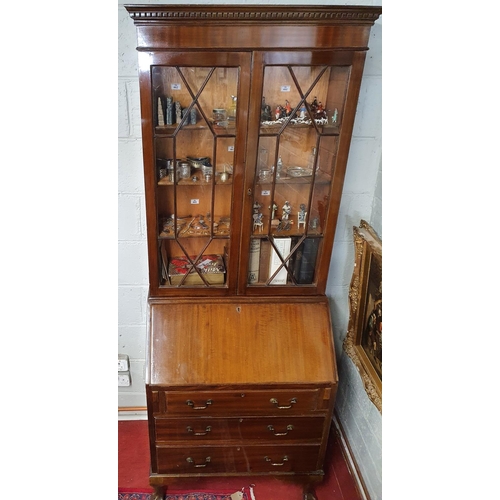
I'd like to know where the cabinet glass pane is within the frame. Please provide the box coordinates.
[247,64,349,286]
[152,65,238,287]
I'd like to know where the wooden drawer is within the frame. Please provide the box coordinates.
[154,415,325,442]
[160,388,323,416]
[155,444,321,474]
[156,445,237,474]
[245,444,321,473]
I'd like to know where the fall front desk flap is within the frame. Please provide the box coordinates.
[148,298,337,386]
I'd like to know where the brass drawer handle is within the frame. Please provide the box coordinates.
[270,397,297,409]
[265,455,288,466]
[186,456,211,468]
[185,399,213,410]
[186,425,212,436]
[267,424,294,436]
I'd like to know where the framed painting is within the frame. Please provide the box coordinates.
[344,220,382,413]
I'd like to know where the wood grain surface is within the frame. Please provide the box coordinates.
[149,298,337,386]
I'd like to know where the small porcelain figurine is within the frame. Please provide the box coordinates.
[253,212,264,232]
[298,204,307,229]
[271,202,278,220]
[316,101,326,119]
[261,97,272,121]
[282,201,291,220]
[332,107,339,124]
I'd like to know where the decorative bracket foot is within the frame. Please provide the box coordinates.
[152,486,165,500]
[303,489,317,500]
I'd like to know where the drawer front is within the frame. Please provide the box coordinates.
[155,444,321,474]
[155,415,325,442]
[162,389,322,415]
[245,444,321,473]
[156,446,237,474]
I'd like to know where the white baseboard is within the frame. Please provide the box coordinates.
[118,408,148,421]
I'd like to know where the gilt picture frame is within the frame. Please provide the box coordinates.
[344,220,382,413]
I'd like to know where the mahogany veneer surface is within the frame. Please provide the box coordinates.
[148,299,337,386]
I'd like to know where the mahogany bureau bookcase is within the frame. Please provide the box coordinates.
[124,4,381,499]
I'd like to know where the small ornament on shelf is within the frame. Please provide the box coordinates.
[282,201,292,221]
[258,168,272,182]
[276,156,283,179]
[252,212,264,232]
[332,107,339,124]
[315,101,326,120]
[271,202,278,220]
[160,217,174,237]
[198,215,208,229]
[299,102,307,119]
[157,97,165,126]
[166,97,173,125]
[175,101,182,123]
[190,107,197,125]
[230,95,237,119]
[261,97,272,121]
[298,204,307,229]
[260,96,327,126]
[220,166,229,183]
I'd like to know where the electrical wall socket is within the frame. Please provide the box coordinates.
[118,371,131,387]
[118,354,129,371]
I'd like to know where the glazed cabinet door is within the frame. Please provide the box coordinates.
[239,51,366,296]
[137,51,251,296]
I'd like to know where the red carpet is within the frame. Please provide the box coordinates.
[118,419,362,499]
[118,492,249,500]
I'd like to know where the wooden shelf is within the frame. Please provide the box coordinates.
[155,122,236,136]
[158,176,233,186]
[251,230,323,238]
[256,172,332,186]
[259,123,340,135]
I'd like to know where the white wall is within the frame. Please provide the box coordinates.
[118,1,149,407]
[118,1,382,498]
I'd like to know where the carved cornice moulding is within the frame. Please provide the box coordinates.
[125,5,382,25]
